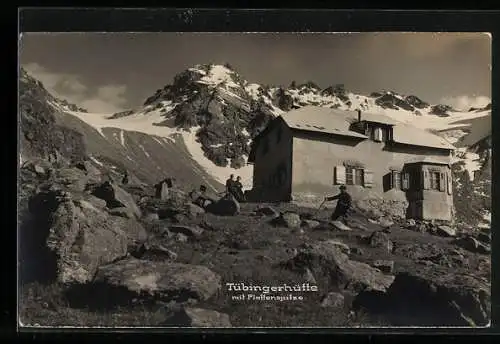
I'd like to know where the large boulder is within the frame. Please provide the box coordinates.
[367,231,394,253]
[274,212,302,229]
[91,181,142,219]
[169,225,204,238]
[320,292,345,308]
[94,258,222,303]
[437,225,457,238]
[185,203,205,218]
[206,196,240,216]
[356,267,491,327]
[24,189,147,285]
[453,236,491,255]
[72,160,102,182]
[287,241,394,293]
[52,167,91,192]
[21,159,53,178]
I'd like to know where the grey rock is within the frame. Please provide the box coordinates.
[281,212,302,229]
[94,258,222,302]
[301,219,321,229]
[28,190,147,285]
[321,292,345,308]
[368,231,394,253]
[372,260,394,274]
[437,225,456,238]
[169,225,204,238]
[330,220,352,231]
[175,233,189,243]
[291,241,394,293]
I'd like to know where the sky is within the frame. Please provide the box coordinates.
[19,32,491,113]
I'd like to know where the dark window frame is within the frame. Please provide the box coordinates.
[346,165,364,186]
[430,171,441,190]
[391,170,402,189]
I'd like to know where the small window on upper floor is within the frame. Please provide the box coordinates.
[372,127,384,142]
[369,125,390,142]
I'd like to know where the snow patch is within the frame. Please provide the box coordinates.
[66,109,181,141]
[138,144,151,158]
[152,137,164,146]
[89,156,104,167]
[188,67,207,76]
[196,65,240,89]
[245,83,261,100]
[180,126,254,189]
[119,130,126,147]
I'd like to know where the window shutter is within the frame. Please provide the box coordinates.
[334,165,346,185]
[364,169,374,188]
[422,169,430,190]
[447,172,452,195]
[391,171,397,189]
[374,128,382,142]
[402,173,410,190]
[439,172,446,191]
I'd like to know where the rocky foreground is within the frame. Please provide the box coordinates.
[19,159,491,328]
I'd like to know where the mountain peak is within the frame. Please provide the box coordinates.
[187,63,245,88]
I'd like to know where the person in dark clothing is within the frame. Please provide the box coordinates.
[190,184,215,208]
[324,185,352,224]
[233,176,246,202]
[121,171,129,185]
[225,174,235,194]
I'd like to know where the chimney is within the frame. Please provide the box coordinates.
[357,109,362,122]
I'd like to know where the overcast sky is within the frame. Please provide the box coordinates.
[19,32,491,113]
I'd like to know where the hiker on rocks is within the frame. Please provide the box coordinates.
[225,174,235,194]
[233,176,246,202]
[121,171,129,185]
[190,184,214,208]
[324,185,352,224]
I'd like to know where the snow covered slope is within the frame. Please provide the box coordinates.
[19,68,225,192]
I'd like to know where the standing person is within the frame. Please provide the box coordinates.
[121,171,129,185]
[225,174,235,194]
[324,185,352,224]
[234,176,246,202]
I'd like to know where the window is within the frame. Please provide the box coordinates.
[381,128,388,142]
[335,165,372,187]
[345,166,364,186]
[430,171,440,190]
[346,167,354,185]
[392,170,401,189]
[373,127,383,142]
[355,168,364,185]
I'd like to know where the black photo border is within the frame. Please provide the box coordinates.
[9,6,500,341]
